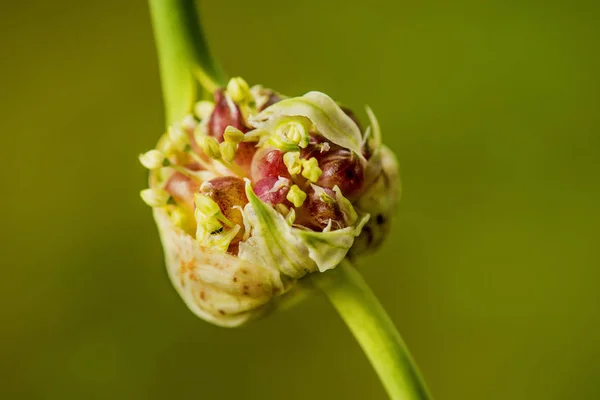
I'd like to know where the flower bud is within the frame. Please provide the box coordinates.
[181,114,197,130]
[223,126,245,144]
[283,151,302,176]
[200,136,221,159]
[140,188,170,208]
[276,118,311,149]
[301,157,323,183]
[195,100,215,120]
[220,141,237,162]
[139,149,166,169]
[168,126,188,150]
[286,185,307,208]
[226,77,251,104]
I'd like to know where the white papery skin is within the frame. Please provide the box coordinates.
[152,179,369,327]
[154,207,281,327]
[143,83,400,327]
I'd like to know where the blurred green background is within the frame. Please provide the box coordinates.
[1,0,598,399]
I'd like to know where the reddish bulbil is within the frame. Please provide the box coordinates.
[234,142,257,176]
[254,176,292,205]
[206,89,257,174]
[250,148,291,182]
[208,89,247,142]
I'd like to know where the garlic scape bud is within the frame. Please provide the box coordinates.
[140,77,400,327]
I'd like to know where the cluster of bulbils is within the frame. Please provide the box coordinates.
[140,78,399,326]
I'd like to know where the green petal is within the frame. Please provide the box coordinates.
[251,91,365,159]
[241,180,317,279]
[296,214,370,272]
[365,105,382,149]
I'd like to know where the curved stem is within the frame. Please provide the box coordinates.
[149,0,226,125]
[314,259,432,400]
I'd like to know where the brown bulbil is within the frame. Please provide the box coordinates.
[199,176,248,243]
[316,149,364,200]
[227,242,240,256]
[295,186,346,231]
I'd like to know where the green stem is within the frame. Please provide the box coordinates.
[148,0,226,125]
[314,259,432,400]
